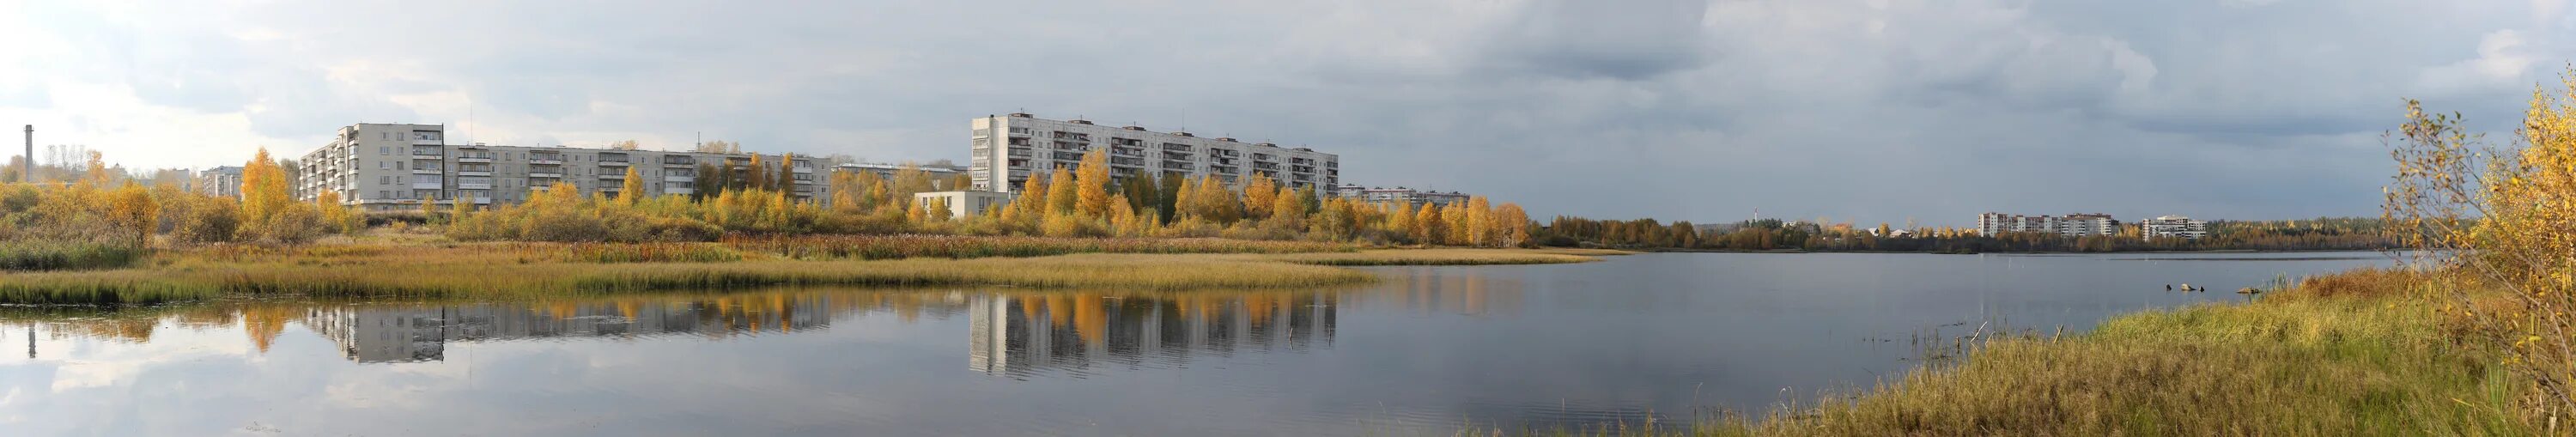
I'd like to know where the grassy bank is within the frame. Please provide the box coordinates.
[1479,267,2528,436]
[0,234,1612,305]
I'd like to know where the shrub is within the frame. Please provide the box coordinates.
[172,197,241,245]
[523,210,609,242]
[245,204,328,245]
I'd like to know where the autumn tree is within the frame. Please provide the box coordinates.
[696,140,741,154]
[619,167,645,205]
[608,140,641,150]
[1242,173,1278,222]
[775,153,799,198]
[1073,149,1113,218]
[1046,168,1078,216]
[239,148,290,226]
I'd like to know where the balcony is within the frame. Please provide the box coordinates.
[793,166,814,173]
[458,170,492,177]
[457,182,493,190]
[664,175,694,183]
[411,182,443,190]
[530,155,566,165]
[599,173,626,180]
[458,155,494,163]
[665,187,695,196]
[599,159,629,167]
[412,168,442,175]
[411,149,445,157]
[529,172,564,179]
[663,157,696,167]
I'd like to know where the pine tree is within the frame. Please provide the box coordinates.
[1156,173,1184,224]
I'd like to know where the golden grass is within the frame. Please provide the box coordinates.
[1261,248,1613,266]
[0,239,1607,304]
[1455,268,2528,437]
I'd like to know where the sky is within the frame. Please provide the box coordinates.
[0,0,2568,227]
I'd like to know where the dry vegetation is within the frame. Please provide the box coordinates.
[0,234,1610,305]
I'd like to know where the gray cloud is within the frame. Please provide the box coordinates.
[10,0,2567,224]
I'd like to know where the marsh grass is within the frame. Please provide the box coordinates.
[724,234,1355,260]
[1264,248,1613,266]
[0,239,147,271]
[0,239,1617,304]
[1438,267,2527,437]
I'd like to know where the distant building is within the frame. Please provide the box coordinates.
[292,123,819,211]
[1328,185,1469,208]
[914,191,1017,219]
[194,166,243,199]
[2140,215,2208,240]
[969,112,1340,193]
[835,161,968,181]
[1977,212,2120,238]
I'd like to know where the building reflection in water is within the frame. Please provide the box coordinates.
[299,291,970,363]
[969,292,1337,378]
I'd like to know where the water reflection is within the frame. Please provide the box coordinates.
[969,292,1337,378]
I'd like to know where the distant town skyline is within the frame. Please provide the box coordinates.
[1,0,2565,225]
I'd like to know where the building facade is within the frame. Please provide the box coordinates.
[194,166,243,199]
[1976,212,2120,237]
[968,113,1340,194]
[293,123,820,211]
[1328,185,1468,208]
[914,191,1017,219]
[2140,215,2208,240]
[835,161,968,181]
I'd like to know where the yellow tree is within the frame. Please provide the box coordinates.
[1172,177,1200,222]
[1494,203,1531,247]
[1414,203,1442,245]
[1046,168,1078,216]
[2390,78,2576,409]
[240,148,290,226]
[1194,175,1239,224]
[1242,173,1278,222]
[107,183,158,242]
[619,167,645,205]
[1267,181,1303,230]
[1107,193,1140,236]
[1464,197,1493,246]
[891,163,936,203]
[1074,149,1113,218]
[1442,202,1470,246]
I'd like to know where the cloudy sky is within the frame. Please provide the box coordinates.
[1,0,2566,225]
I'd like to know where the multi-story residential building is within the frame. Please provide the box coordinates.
[2140,215,2208,240]
[194,166,243,199]
[1328,185,1469,208]
[293,123,821,211]
[967,112,1340,193]
[834,161,969,181]
[1976,212,2120,237]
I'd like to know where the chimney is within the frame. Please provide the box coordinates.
[21,125,29,183]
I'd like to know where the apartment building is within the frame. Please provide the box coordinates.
[835,161,968,181]
[968,112,1340,194]
[1328,185,1468,208]
[2140,215,2208,240]
[1976,212,2120,237]
[293,123,821,211]
[194,166,243,199]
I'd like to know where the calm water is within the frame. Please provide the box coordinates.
[0,252,2396,436]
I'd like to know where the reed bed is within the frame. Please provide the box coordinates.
[0,239,147,271]
[1261,249,1605,266]
[723,234,1356,260]
[509,242,746,264]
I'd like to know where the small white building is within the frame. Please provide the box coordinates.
[914,191,1017,219]
[2140,215,2208,240]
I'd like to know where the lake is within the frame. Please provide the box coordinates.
[0,252,2397,436]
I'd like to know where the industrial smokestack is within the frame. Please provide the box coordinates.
[20,125,28,184]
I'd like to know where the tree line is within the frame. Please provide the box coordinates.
[1537,215,2396,252]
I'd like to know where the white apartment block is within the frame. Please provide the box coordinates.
[968,112,1340,194]
[1329,185,1468,208]
[2140,215,2208,240]
[835,161,968,181]
[914,191,1018,219]
[195,166,243,199]
[1976,212,2119,238]
[294,123,821,211]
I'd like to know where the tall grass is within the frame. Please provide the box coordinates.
[1263,248,1607,266]
[723,234,1355,260]
[0,239,147,270]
